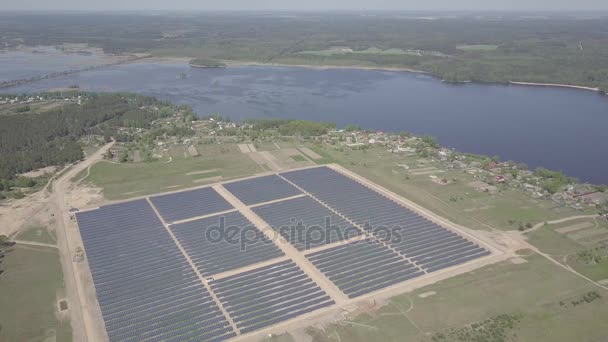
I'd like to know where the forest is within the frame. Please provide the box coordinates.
[2,12,608,90]
[0,93,168,189]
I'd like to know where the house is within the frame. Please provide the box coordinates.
[495,175,506,183]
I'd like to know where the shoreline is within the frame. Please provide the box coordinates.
[509,81,605,94]
[148,57,605,94]
[189,64,226,69]
[221,60,429,74]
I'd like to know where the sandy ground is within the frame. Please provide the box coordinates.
[18,166,58,178]
[0,191,54,237]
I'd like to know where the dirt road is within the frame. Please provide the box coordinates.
[51,141,115,342]
[528,214,600,232]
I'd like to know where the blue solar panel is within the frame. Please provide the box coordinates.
[210,261,334,333]
[281,167,489,272]
[307,239,424,298]
[252,196,361,251]
[149,187,233,223]
[171,211,285,276]
[224,174,302,205]
[76,199,234,342]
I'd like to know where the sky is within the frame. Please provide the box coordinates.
[4,0,608,11]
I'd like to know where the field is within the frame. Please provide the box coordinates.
[14,225,57,244]
[527,217,608,282]
[0,244,71,342]
[304,253,608,342]
[82,144,261,200]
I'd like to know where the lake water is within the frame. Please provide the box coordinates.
[3,61,608,184]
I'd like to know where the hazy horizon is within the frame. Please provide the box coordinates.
[3,0,608,12]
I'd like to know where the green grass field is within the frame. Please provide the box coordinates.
[85,144,261,200]
[14,226,57,245]
[307,253,608,342]
[0,245,71,342]
[527,217,608,281]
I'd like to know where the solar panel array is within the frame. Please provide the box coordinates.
[149,187,233,223]
[76,200,235,342]
[171,211,285,277]
[252,196,361,250]
[281,167,488,273]
[76,167,490,341]
[209,261,335,334]
[307,239,424,298]
[224,175,302,205]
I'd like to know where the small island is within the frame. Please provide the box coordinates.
[188,58,226,68]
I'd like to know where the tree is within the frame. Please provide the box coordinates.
[421,135,439,148]
[344,124,361,132]
[14,177,35,188]
[118,150,129,163]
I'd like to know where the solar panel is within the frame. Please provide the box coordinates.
[149,187,233,223]
[170,211,285,277]
[76,199,235,342]
[306,239,424,298]
[224,174,302,205]
[210,261,334,333]
[252,196,361,251]
[281,167,489,272]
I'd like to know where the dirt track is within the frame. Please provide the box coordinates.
[52,142,115,342]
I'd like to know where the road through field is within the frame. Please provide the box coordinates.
[527,214,601,233]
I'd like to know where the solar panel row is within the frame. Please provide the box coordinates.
[210,261,335,334]
[224,175,302,205]
[281,167,488,272]
[306,239,424,298]
[386,224,490,272]
[149,187,233,223]
[76,200,235,342]
[170,211,285,277]
[252,196,361,251]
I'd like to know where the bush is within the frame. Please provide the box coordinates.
[14,177,36,188]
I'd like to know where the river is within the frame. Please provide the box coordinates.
[3,60,607,184]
